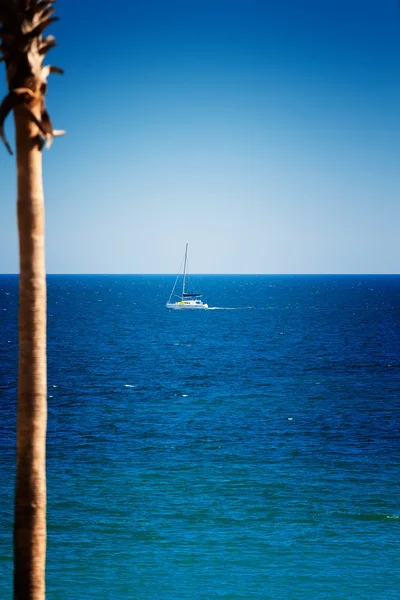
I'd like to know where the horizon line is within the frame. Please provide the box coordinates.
[1,273,399,277]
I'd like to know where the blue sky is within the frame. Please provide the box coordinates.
[0,0,399,273]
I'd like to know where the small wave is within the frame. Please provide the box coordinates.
[124,384,136,388]
[334,511,399,522]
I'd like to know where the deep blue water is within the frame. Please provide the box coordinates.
[0,275,399,599]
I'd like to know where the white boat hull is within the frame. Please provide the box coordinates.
[166,301,208,310]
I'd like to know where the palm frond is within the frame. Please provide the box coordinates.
[0,0,64,154]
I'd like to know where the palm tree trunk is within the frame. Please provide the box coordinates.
[13,104,47,600]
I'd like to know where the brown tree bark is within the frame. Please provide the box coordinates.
[13,102,47,600]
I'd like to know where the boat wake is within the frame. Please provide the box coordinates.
[207,306,255,310]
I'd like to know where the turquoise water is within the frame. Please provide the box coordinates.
[0,275,399,599]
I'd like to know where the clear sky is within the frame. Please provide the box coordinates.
[1,0,399,274]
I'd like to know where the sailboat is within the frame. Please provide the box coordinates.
[166,244,208,310]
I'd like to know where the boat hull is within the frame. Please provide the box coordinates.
[166,302,208,310]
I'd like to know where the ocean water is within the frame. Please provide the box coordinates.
[0,274,399,599]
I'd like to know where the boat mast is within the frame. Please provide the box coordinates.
[182,243,188,298]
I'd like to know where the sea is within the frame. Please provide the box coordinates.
[0,274,399,599]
